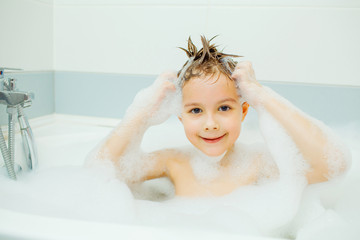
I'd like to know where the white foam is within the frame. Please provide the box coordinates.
[0,166,135,223]
[124,72,182,127]
[85,73,183,183]
[189,148,226,183]
[0,120,359,238]
[1,83,358,239]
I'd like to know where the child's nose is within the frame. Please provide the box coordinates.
[204,115,219,131]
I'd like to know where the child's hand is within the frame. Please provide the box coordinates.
[125,71,181,126]
[231,61,263,107]
[150,71,178,114]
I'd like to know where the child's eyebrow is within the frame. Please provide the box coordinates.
[219,98,238,104]
[184,102,200,108]
[184,98,238,108]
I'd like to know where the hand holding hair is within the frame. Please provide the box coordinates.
[231,61,264,107]
[124,71,180,126]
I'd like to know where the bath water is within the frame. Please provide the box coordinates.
[0,117,358,240]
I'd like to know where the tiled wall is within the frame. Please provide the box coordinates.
[1,1,360,126]
[0,72,54,125]
[0,0,53,70]
[1,1,359,87]
[54,71,154,118]
[54,72,360,125]
[1,71,359,126]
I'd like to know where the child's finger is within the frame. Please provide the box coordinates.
[154,71,178,90]
[231,68,247,82]
[162,80,176,93]
[157,71,177,82]
[154,81,176,104]
[235,61,253,70]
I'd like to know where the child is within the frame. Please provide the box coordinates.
[88,36,350,198]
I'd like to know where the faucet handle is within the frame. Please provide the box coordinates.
[0,67,23,78]
[1,68,22,91]
[4,78,16,91]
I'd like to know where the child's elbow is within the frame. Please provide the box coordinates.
[326,145,352,180]
[307,145,351,184]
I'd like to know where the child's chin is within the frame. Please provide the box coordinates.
[202,150,226,157]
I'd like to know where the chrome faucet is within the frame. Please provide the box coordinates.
[0,67,38,180]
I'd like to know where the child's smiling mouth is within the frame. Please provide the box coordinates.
[200,134,227,143]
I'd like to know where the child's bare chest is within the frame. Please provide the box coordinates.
[166,157,259,197]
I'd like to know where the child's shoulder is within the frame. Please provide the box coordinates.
[230,142,268,161]
[148,146,192,168]
[230,142,279,182]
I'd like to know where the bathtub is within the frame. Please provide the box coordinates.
[0,114,359,240]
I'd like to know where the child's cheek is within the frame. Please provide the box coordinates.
[225,114,242,136]
[188,118,202,134]
[182,117,198,134]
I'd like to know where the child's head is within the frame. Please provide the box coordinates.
[177,36,249,157]
[177,36,238,87]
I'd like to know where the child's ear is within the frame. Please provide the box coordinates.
[178,116,183,123]
[242,102,249,121]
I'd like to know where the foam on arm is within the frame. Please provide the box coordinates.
[256,86,351,183]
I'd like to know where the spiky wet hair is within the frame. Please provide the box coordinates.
[177,35,242,86]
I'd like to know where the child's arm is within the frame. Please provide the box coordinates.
[89,72,179,183]
[232,61,350,184]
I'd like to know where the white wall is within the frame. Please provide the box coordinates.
[53,0,360,86]
[1,0,359,86]
[0,0,53,71]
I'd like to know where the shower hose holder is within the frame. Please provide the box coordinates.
[0,67,38,180]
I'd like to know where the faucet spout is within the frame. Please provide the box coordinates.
[0,91,33,106]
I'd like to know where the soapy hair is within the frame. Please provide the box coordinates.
[177,35,242,86]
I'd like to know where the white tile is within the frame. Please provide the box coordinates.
[209,0,360,8]
[206,6,360,85]
[0,0,53,71]
[53,0,209,6]
[54,5,208,75]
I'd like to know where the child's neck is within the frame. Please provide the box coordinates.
[189,148,228,183]
[194,148,227,164]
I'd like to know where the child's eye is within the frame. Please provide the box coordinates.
[190,108,202,114]
[219,105,231,112]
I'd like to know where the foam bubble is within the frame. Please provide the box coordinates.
[2,78,356,239]
[0,119,358,239]
[116,151,158,183]
[0,166,135,223]
[86,141,157,184]
[130,177,175,201]
[258,86,351,181]
[124,73,182,127]
[85,73,184,183]
[295,209,359,240]
[189,148,226,183]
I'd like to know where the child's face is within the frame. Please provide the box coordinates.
[179,73,249,157]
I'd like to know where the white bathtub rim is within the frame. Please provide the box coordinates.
[0,114,121,136]
[30,114,122,129]
[0,208,287,240]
